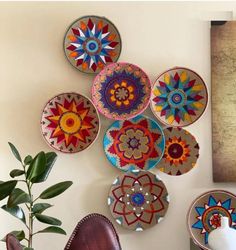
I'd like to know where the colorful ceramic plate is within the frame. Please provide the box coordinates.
[158,127,199,176]
[108,170,169,231]
[92,62,151,120]
[41,93,100,153]
[150,67,208,127]
[187,190,236,250]
[103,115,165,171]
[64,16,122,74]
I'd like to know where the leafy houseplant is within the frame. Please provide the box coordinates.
[0,143,73,249]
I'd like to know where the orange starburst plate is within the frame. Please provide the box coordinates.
[158,127,199,176]
[41,93,100,153]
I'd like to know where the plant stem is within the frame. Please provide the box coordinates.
[22,163,34,248]
[33,197,39,203]
[28,203,33,248]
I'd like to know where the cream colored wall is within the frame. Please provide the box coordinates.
[1,1,236,250]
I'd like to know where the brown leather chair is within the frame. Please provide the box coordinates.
[6,234,22,250]
[64,213,122,250]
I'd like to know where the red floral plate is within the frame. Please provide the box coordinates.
[64,15,121,74]
[92,62,151,120]
[108,170,169,231]
[103,115,165,171]
[41,93,100,153]
[187,190,236,250]
[158,127,199,176]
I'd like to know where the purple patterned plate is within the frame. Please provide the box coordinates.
[92,62,151,120]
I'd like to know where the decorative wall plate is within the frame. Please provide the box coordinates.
[92,62,151,120]
[150,67,208,127]
[41,93,100,153]
[103,115,165,171]
[187,190,236,250]
[158,127,199,176]
[108,170,169,231]
[64,16,121,74]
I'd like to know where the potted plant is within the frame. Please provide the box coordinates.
[0,143,73,249]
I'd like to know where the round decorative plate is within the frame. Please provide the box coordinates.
[103,115,165,171]
[64,16,121,74]
[150,67,208,127]
[92,62,151,120]
[158,127,199,176]
[187,190,236,250]
[41,93,100,153]
[108,170,170,231]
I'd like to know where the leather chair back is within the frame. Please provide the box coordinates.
[64,213,121,250]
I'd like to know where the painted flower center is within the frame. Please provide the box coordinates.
[117,127,150,161]
[168,90,186,107]
[86,40,98,52]
[114,87,129,101]
[84,38,101,55]
[209,214,222,229]
[172,93,182,103]
[109,81,135,108]
[66,118,75,127]
[202,206,232,233]
[59,112,81,134]
[167,143,184,159]
[130,192,145,206]
[128,138,140,149]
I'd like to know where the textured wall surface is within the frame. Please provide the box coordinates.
[211,21,236,182]
[0,2,236,250]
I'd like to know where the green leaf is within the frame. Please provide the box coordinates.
[39,181,72,199]
[0,180,17,201]
[10,169,25,178]
[32,203,52,214]
[7,188,31,207]
[8,142,22,162]
[24,155,32,165]
[23,248,34,250]
[2,205,26,224]
[26,152,46,183]
[35,213,62,226]
[33,152,57,183]
[35,226,66,235]
[1,230,25,242]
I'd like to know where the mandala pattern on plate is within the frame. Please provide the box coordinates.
[151,67,208,127]
[188,190,236,250]
[158,127,199,176]
[41,93,99,153]
[103,115,165,171]
[92,63,151,120]
[108,170,169,231]
[64,16,121,74]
